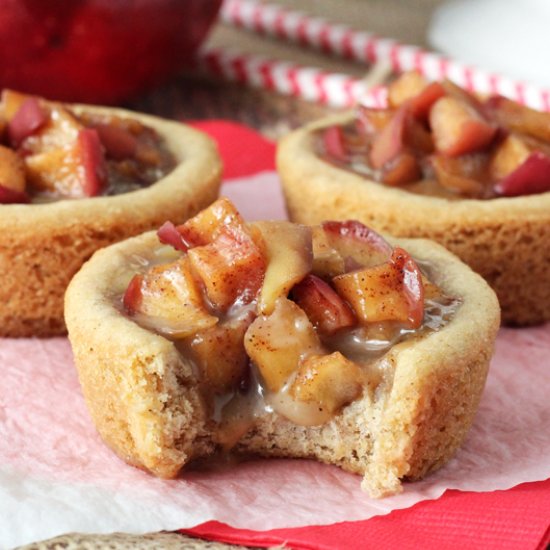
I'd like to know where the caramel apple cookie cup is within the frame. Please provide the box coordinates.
[1,106,221,337]
[277,114,550,325]
[65,214,499,498]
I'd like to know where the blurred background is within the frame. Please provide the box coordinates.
[1,0,546,136]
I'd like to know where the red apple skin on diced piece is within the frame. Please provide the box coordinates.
[0,184,29,204]
[123,257,218,338]
[430,96,497,157]
[244,297,324,392]
[322,220,393,269]
[78,128,107,196]
[494,152,550,197]
[409,82,446,120]
[369,105,408,169]
[291,274,356,335]
[7,97,48,148]
[176,197,244,249]
[254,221,312,315]
[333,247,424,328]
[123,274,144,315]
[289,352,364,415]
[188,223,266,312]
[489,134,531,181]
[94,123,138,160]
[381,152,422,186]
[322,126,347,162]
[157,221,189,252]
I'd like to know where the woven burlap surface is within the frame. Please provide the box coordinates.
[15,532,276,550]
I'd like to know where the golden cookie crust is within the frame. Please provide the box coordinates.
[65,228,500,498]
[276,114,550,325]
[0,106,221,337]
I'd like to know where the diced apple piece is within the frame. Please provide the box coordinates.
[244,298,323,392]
[25,147,77,195]
[21,102,83,155]
[122,257,218,338]
[0,145,26,192]
[333,247,425,328]
[289,352,364,415]
[176,197,245,248]
[494,152,550,197]
[442,79,486,112]
[94,123,138,160]
[78,128,107,196]
[489,133,532,181]
[185,311,254,394]
[311,225,346,278]
[322,125,347,161]
[7,97,49,148]
[486,96,550,142]
[369,105,408,169]
[409,82,446,120]
[254,221,312,315]
[292,274,356,335]
[322,220,392,269]
[157,221,189,252]
[188,222,266,312]
[388,71,429,108]
[25,128,107,197]
[430,96,497,156]
[357,106,394,134]
[381,152,421,186]
[0,184,29,204]
[404,116,434,154]
[431,154,486,196]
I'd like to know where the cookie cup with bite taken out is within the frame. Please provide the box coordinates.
[277,73,550,326]
[0,93,221,337]
[65,199,500,498]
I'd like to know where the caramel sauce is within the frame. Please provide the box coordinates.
[117,247,460,446]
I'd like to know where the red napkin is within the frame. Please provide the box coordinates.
[188,120,550,550]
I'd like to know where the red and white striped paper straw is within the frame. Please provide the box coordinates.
[199,45,387,109]
[214,0,550,112]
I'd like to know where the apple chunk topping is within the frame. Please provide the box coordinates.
[188,222,265,312]
[0,89,176,203]
[319,71,550,199]
[289,352,365,415]
[322,220,393,269]
[255,221,312,315]
[184,310,254,395]
[292,274,356,335]
[333,247,424,328]
[122,200,455,431]
[429,96,496,157]
[123,256,218,338]
[244,298,324,393]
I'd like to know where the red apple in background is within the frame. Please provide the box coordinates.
[0,0,222,104]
